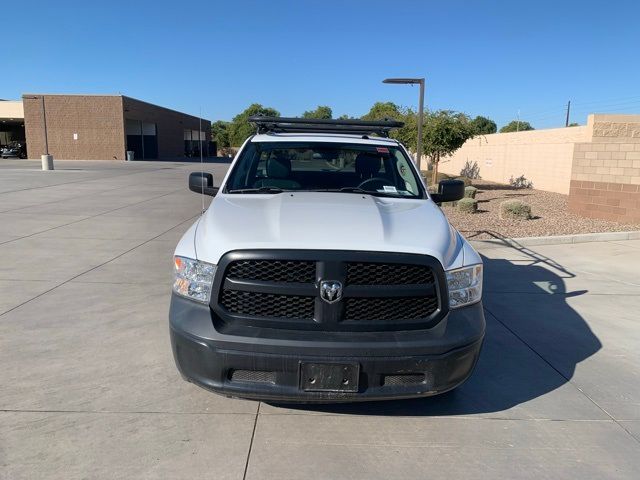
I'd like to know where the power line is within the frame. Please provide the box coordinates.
[571,94,640,108]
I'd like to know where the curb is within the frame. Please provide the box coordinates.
[470,230,640,248]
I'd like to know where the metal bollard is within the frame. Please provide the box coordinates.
[41,154,54,170]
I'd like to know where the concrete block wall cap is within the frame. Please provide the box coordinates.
[470,230,640,248]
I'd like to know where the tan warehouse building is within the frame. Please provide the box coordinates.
[1,94,211,160]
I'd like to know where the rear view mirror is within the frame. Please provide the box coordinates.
[189,172,218,196]
[430,179,465,204]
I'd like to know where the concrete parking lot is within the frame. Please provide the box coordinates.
[1,159,640,479]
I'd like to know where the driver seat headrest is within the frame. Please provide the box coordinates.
[355,152,382,179]
[266,155,292,178]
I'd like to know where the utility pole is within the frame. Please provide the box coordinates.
[516,109,520,132]
[565,100,571,127]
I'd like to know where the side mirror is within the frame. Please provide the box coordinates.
[430,179,465,204]
[189,172,218,196]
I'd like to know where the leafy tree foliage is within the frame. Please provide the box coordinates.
[423,110,475,183]
[499,120,534,133]
[361,102,417,149]
[470,116,497,135]
[302,106,333,119]
[361,102,403,121]
[228,104,280,146]
[568,122,580,127]
[211,120,230,148]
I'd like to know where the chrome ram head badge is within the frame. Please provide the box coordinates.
[319,280,343,304]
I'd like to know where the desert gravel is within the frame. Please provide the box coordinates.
[441,181,640,241]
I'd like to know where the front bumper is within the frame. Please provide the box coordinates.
[169,294,485,402]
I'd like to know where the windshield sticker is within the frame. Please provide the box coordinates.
[383,185,398,193]
[376,147,389,154]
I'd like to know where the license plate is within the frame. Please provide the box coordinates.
[299,363,359,392]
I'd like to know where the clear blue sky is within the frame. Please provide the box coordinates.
[5,0,640,129]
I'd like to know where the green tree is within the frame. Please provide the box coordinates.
[228,103,280,146]
[568,122,580,127]
[338,114,354,120]
[302,106,332,119]
[422,110,475,184]
[361,102,403,121]
[361,102,417,149]
[470,115,497,135]
[499,120,534,133]
[211,120,230,148]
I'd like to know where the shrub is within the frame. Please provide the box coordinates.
[455,176,473,187]
[422,171,453,185]
[500,200,532,220]
[457,198,478,213]
[464,186,478,199]
[460,160,481,179]
[508,174,533,189]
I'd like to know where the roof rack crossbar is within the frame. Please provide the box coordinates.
[248,116,404,137]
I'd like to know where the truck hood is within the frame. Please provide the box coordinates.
[194,192,465,269]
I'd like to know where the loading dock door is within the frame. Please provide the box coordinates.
[126,120,158,159]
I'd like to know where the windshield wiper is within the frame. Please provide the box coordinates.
[227,187,286,194]
[312,187,398,197]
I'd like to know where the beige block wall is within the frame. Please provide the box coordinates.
[439,126,589,194]
[571,114,640,185]
[568,115,640,223]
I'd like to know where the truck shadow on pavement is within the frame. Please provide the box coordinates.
[276,238,602,416]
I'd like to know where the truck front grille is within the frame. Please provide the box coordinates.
[221,289,315,319]
[344,296,438,321]
[226,259,315,283]
[213,251,444,332]
[346,262,434,285]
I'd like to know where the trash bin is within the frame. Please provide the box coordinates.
[41,154,54,170]
[126,151,134,161]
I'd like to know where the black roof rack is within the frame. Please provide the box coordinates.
[248,116,404,137]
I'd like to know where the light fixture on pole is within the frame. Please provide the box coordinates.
[382,77,425,171]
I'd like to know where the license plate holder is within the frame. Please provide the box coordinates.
[299,362,359,392]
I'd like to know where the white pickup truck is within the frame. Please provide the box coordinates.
[170,116,484,402]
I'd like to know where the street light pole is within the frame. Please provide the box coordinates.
[41,95,49,156]
[22,95,53,170]
[417,79,424,172]
[383,77,425,171]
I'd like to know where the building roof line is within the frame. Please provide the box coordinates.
[21,93,210,123]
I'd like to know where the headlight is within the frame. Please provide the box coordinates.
[446,264,482,308]
[173,256,216,303]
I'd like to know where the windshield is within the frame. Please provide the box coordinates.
[224,141,425,198]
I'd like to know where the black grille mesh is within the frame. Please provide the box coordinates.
[226,260,315,283]
[344,296,438,321]
[221,290,315,319]
[229,369,276,384]
[383,374,425,386]
[347,262,434,285]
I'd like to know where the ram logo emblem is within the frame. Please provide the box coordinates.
[319,280,343,304]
